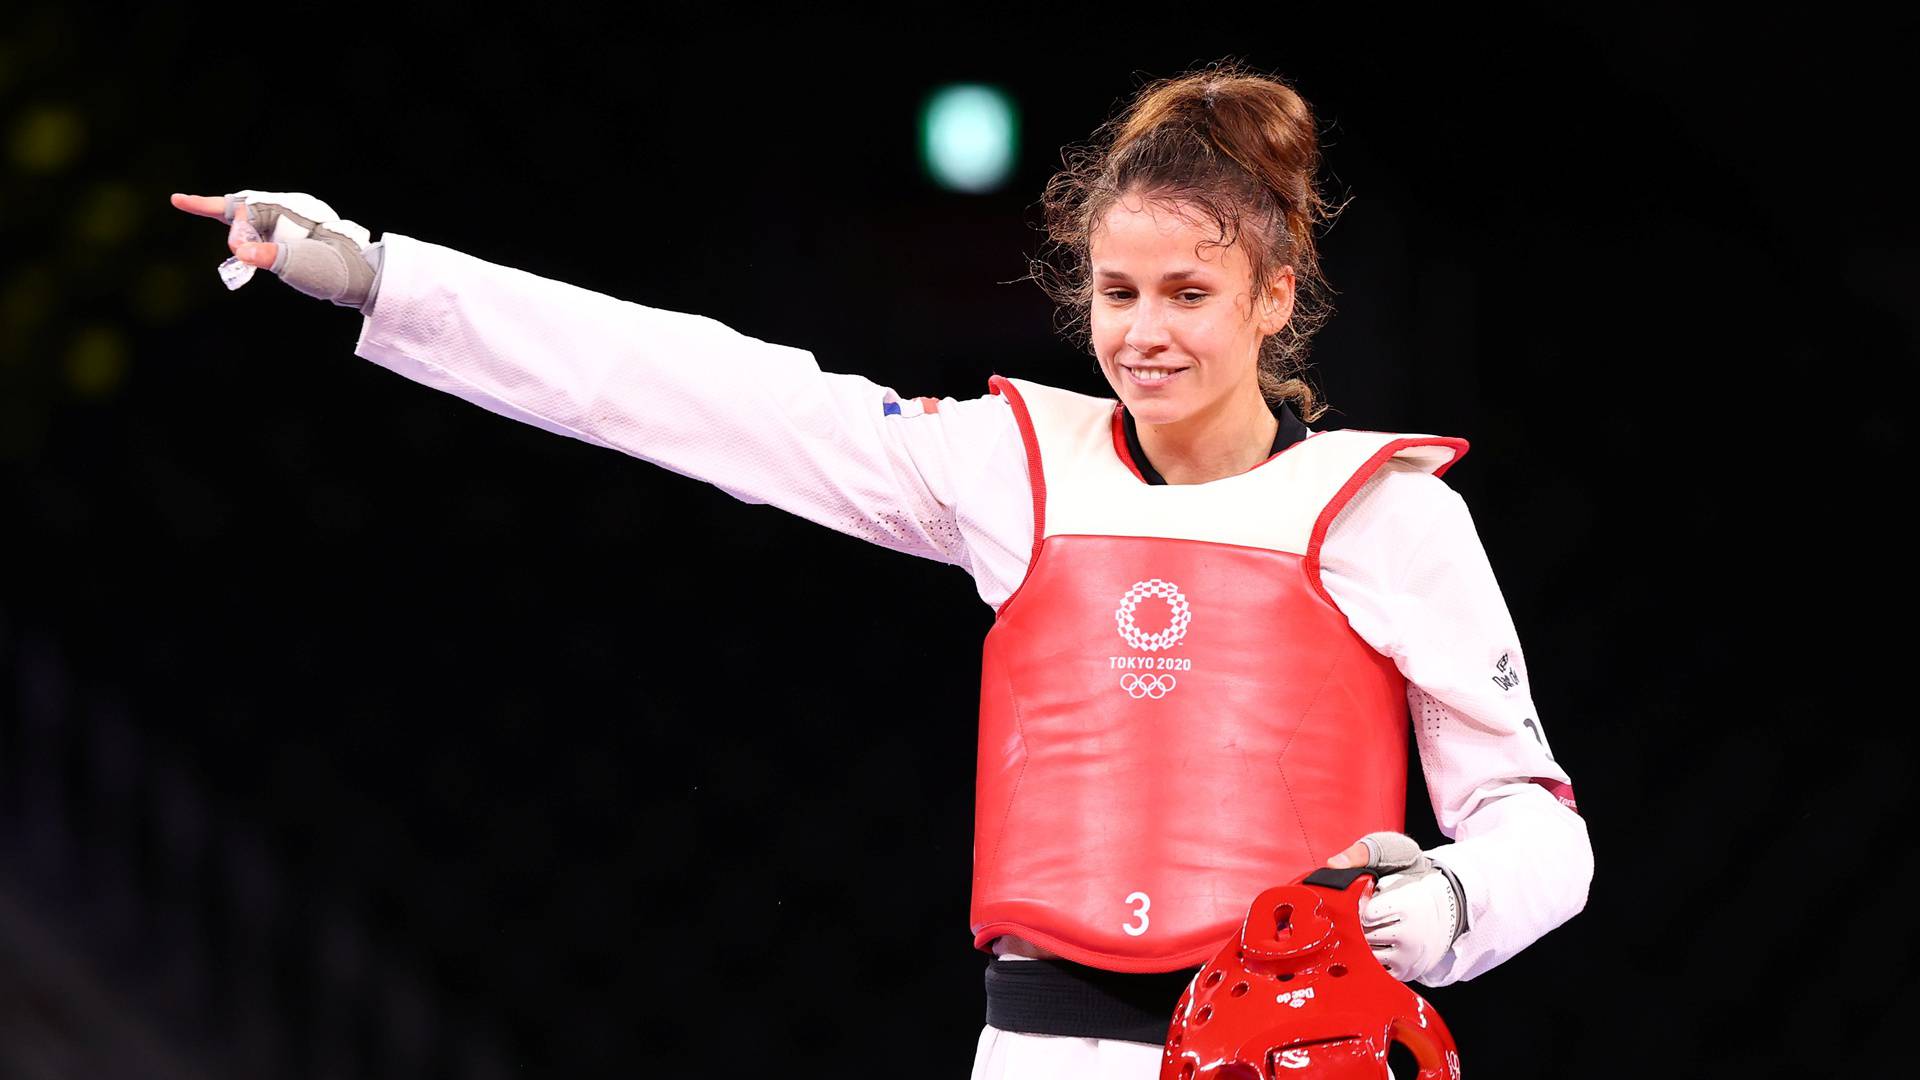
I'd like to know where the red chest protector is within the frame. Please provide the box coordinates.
[969,376,1469,973]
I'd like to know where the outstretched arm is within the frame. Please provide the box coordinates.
[174,192,1012,569]
[353,232,1008,567]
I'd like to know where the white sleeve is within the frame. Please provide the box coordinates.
[1319,459,1593,987]
[351,232,1011,567]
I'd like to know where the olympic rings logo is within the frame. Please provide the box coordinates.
[1114,578,1191,652]
[1120,673,1177,699]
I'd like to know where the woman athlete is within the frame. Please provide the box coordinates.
[172,59,1590,1079]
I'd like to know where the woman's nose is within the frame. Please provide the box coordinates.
[1124,303,1171,355]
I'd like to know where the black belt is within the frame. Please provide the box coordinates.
[983,956,1200,1044]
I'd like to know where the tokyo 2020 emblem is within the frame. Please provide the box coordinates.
[1113,579,1191,699]
[1115,578,1191,652]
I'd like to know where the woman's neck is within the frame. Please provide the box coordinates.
[1134,384,1281,485]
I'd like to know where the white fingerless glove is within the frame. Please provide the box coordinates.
[223,190,384,312]
[1353,831,1467,984]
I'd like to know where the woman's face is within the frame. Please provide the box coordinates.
[1088,193,1294,431]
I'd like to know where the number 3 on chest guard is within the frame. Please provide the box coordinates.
[1123,891,1151,936]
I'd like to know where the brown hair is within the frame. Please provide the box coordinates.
[1025,58,1346,423]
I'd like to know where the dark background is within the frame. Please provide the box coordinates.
[2,7,1912,1078]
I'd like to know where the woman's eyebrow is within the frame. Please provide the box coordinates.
[1095,268,1208,281]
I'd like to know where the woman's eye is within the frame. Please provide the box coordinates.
[1101,290,1204,302]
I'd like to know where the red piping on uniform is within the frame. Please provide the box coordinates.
[1332,429,1471,480]
[1305,437,1471,609]
[1108,405,1150,483]
[989,376,1048,619]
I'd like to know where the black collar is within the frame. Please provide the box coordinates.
[1122,403,1308,486]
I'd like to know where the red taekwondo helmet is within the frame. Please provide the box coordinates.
[1160,867,1460,1080]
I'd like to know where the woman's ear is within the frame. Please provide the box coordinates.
[1259,266,1298,336]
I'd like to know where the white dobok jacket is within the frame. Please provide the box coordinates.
[347,233,1593,987]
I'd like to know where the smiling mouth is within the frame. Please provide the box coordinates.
[1123,364,1188,386]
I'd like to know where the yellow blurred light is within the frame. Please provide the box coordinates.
[9,104,86,173]
[65,325,128,398]
[81,181,138,246]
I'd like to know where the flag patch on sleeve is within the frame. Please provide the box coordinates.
[881,392,942,418]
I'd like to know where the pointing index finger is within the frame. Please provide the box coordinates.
[170,193,231,220]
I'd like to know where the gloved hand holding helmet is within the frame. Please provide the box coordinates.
[1325,831,1467,984]
[1162,863,1461,1080]
[169,190,383,312]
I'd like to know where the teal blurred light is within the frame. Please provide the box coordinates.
[919,84,1019,194]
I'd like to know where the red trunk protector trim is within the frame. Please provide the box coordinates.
[989,376,1047,618]
[1305,436,1470,609]
[1108,404,1149,482]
